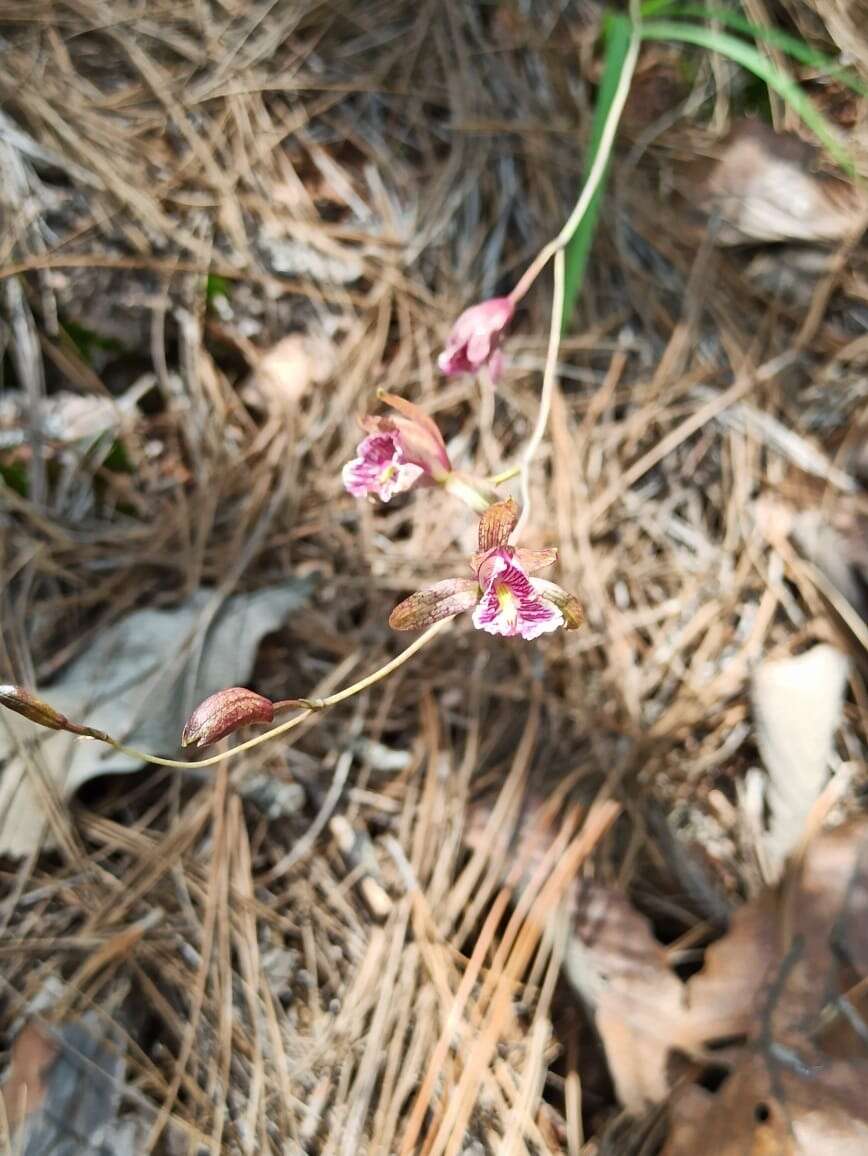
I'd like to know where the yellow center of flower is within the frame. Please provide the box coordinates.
[379,464,396,485]
[495,583,517,623]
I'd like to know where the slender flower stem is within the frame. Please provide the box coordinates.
[507,5,641,308]
[506,0,640,538]
[486,466,521,487]
[515,248,566,540]
[30,618,453,772]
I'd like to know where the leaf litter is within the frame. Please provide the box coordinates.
[0,582,309,856]
[702,120,867,246]
[0,1,865,1152]
[1,1013,146,1156]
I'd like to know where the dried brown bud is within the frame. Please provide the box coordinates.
[0,685,70,731]
[181,687,274,750]
[530,580,586,630]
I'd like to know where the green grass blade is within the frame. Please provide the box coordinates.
[642,5,866,94]
[641,19,855,172]
[640,0,680,15]
[563,12,633,330]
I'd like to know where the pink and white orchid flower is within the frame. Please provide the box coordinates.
[438,296,515,381]
[342,391,451,502]
[389,499,583,640]
[343,390,501,513]
[342,430,425,502]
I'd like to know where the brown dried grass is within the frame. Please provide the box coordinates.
[0,2,866,1153]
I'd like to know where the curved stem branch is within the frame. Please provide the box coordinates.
[27,617,453,772]
[508,6,641,307]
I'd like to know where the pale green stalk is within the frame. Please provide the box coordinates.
[40,618,453,771]
[515,249,566,539]
[510,1,641,532]
[508,3,642,306]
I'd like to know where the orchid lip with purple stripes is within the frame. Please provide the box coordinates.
[388,498,584,639]
[472,549,563,639]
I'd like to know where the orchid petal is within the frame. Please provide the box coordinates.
[378,391,447,455]
[513,547,558,574]
[342,431,424,502]
[530,578,585,630]
[389,579,480,631]
[372,390,452,477]
[472,553,563,640]
[478,497,519,553]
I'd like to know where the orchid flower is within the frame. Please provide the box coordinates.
[389,498,583,640]
[343,390,499,513]
[438,296,515,381]
[342,391,450,502]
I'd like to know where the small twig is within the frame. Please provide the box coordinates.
[329,815,393,920]
[263,747,356,881]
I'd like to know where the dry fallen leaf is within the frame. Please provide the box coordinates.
[469,786,868,1134]
[1,1015,145,1155]
[0,1021,57,1132]
[664,1051,868,1156]
[0,581,310,857]
[664,821,868,1154]
[0,379,151,450]
[704,121,866,245]
[565,824,868,1119]
[753,644,850,877]
[565,883,776,1112]
[565,883,691,1110]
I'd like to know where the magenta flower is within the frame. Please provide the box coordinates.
[343,391,451,503]
[389,498,583,640]
[471,549,562,639]
[342,430,425,501]
[438,296,515,380]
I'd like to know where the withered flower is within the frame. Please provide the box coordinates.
[181,687,274,750]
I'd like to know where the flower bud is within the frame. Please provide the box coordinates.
[0,685,70,731]
[438,296,515,379]
[181,687,274,750]
[531,580,586,630]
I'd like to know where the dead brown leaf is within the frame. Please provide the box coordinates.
[0,1021,57,1132]
[0,1013,145,1154]
[682,892,778,1043]
[703,121,866,245]
[663,821,868,1152]
[566,883,691,1109]
[563,820,868,1125]
[664,1052,868,1155]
